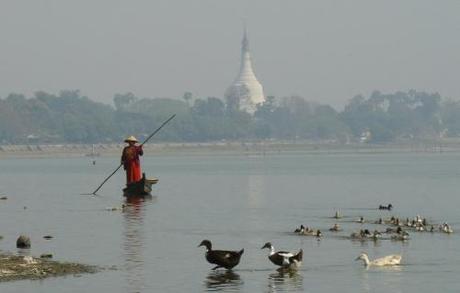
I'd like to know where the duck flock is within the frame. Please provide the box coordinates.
[198,204,454,271]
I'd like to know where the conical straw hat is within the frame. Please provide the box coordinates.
[124,135,138,143]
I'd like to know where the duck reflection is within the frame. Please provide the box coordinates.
[205,270,243,291]
[268,270,304,292]
[122,196,153,293]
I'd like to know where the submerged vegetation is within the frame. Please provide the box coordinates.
[0,89,458,144]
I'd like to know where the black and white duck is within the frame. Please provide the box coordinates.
[294,225,305,233]
[379,204,393,210]
[261,242,303,270]
[198,240,244,270]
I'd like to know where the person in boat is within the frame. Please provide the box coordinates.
[121,136,143,185]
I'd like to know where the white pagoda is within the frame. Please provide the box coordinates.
[225,29,265,114]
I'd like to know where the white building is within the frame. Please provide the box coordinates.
[225,29,265,114]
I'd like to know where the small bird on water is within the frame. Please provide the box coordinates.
[198,239,244,270]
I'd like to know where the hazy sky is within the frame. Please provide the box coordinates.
[1,0,459,109]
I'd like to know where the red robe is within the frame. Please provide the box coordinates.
[121,145,143,184]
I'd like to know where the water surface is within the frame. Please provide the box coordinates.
[0,151,459,292]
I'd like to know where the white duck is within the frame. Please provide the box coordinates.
[442,224,454,234]
[355,252,402,267]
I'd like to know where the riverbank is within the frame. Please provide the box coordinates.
[0,140,458,159]
[0,253,96,282]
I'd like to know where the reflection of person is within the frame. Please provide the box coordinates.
[121,136,143,184]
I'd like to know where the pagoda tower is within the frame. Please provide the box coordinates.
[225,29,265,114]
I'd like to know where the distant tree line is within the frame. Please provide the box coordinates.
[0,89,459,144]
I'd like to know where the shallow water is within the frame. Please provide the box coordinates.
[0,151,459,292]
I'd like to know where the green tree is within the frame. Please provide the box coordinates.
[113,92,137,111]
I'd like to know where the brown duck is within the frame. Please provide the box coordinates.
[198,240,244,270]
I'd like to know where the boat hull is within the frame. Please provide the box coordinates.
[123,174,158,197]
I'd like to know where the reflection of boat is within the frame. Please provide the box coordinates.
[123,173,158,197]
[122,191,147,292]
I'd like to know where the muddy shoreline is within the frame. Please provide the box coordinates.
[0,140,458,159]
[0,253,97,282]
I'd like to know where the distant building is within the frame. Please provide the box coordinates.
[225,28,265,114]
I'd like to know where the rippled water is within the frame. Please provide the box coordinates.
[0,150,459,292]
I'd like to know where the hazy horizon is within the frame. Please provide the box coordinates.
[1,0,459,109]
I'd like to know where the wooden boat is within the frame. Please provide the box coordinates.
[123,173,158,197]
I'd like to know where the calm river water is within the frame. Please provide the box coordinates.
[0,150,459,292]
